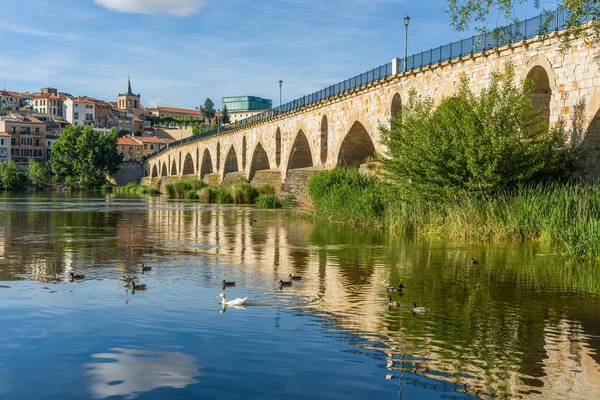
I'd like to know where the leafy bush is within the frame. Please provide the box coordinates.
[280,194,295,209]
[256,194,279,209]
[258,184,276,196]
[214,187,233,204]
[112,183,160,195]
[184,189,199,200]
[230,178,257,204]
[165,179,206,199]
[199,187,215,203]
[0,160,26,190]
[307,168,386,227]
[379,63,583,199]
[27,158,51,189]
[100,184,114,192]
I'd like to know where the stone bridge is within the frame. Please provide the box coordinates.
[145,20,600,189]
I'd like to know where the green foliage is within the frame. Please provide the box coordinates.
[111,183,160,195]
[308,168,386,227]
[0,160,26,190]
[184,189,199,200]
[280,194,295,209]
[256,194,280,209]
[221,105,230,124]
[51,125,123,188]
[379,64,582,199]
[214,187,233,204]
[230,178,257,204]
[165,179,206,199]
[27,158,51,189]
[100,184,113,192]
[258,184,276,196]
[199,187,216,203]
[201,98,216,122]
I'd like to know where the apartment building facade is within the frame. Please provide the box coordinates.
[0,115,47,163]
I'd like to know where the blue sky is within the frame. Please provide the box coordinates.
[0,0,544,109]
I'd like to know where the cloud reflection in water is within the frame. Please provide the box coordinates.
[85,347,200,399]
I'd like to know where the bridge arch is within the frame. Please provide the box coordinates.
[287,129,314,171]
[161,162,168,177]
[275,128,282,167]
[170,158,178,176]
[151,164,158,178]
[337,120,376,168]
[224,145,239,175]
[200,148,213,178]
[182,152,195,175]
[242,136,247,169]
[249,141,271,180]
[216,143,221,172]
[390,92,402,122]
[320,115,328,165]
[524,54,556,129]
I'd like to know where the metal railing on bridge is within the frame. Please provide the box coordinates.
[148,7,591,160]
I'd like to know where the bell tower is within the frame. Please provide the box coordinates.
[117,76,142,116]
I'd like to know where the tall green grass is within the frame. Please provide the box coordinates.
[307,169,600,258]
[229,178,257,204]
[165,179,206,199]
[110,183,160,196]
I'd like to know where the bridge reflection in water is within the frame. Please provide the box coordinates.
[1,195,600,398]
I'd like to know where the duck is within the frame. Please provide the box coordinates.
[412,302,428,314]
[131,282,147,291]
[386,283,404,293]
[278,279,293,287]
[288,274,302,281]
[69,272,85,280]
[222,280,236,287]
[386,296,401,307]
[471,258,479,265]
[141,264,152,273]
[216,293,247,306]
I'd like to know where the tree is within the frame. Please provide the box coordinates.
[27,158,51,189]
[221,105,231,124]
[0,160,25,190]
[201,98,216,122]
[448,1,599,54]
[51,126,123,188]
[379,64,582,199]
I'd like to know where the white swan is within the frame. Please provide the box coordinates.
[216,293,247,306]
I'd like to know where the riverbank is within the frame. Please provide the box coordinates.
[307,168,600,258]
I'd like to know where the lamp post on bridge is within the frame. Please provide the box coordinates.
[404,15,410,73]
[278,80,283,112]
[217,109,221,135]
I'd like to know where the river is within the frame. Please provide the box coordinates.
[0,193,599,399]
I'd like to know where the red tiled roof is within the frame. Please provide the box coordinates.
[0,132,10,137]
[117,137,142,146]
[149,106,202,116]
[137,135,174,144]
[34,94,61,100]
[0,90,22,98]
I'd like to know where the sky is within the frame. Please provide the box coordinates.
[0,0,546,110]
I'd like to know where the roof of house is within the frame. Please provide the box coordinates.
[0,132,10,137]
[0,90,22,98]
[148,106,202,116]
[136,135,174,144]
[117,136,142,146]
[34,94,61,100]
[0,114,44,124]
[66,96,96,105]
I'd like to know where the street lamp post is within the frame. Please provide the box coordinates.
[278,80,283,111]
[403,16,410,73]
[217,109,221,134]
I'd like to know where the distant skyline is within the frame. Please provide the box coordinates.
[1,0,543,109]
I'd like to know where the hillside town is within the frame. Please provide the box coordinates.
[0,78,273,167]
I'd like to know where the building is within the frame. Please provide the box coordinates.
[46,134,59,160]
[222,96,272,123]
[0,114,47,163]
[117,78,143,117]
[0,132,11,162]
[136,135,173,158]
[33,92,64,118]
[63,97,96,126]
[0,90,23,112]
[92,99,113,128]
[117,136,143,162]
[108,107,135,133]
[148,106,203,120]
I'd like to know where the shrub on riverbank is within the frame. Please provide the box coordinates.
[215,187,233,204]
[109,183,160,195]
[230,178,257,204]
[165,179,206,199]
[307,168,386,227]
[27,158,51,189]
[0,160,26,190]
[256,194,279,209]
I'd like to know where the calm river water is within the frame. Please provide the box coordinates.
[1,193,600,399]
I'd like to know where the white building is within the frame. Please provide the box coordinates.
[63,97,95,127]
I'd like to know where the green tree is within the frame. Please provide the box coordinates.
[221,105,231,124]
[0,160,26,190]
[448,1,599,53]
[379,64,582,199]
[201,98,216,122]
[51,126,123,188]
[27,158,51,189]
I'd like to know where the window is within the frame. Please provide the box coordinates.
[35,139,39,147]
[0,139,3,146]
[10,127,15,134]
[129,147,133,154]
[15,149,19,156]
[144,144,148,149]
[0,148,5,157]
[11,138,15,146]
[74,112,79,120]
[75,103,78,107]
[35,128,39,134]
[150,144,154,150]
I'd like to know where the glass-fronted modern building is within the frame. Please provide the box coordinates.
[222,96,272,112]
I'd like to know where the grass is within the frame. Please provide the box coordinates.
[256,194,279,209]
[307,169,600,258]
[165,179,206,199]
[229,178,258,204]
[110,183,160,196]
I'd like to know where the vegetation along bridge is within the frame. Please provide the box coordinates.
[145,9,600,190]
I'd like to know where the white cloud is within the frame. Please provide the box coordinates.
[94,0,207,16]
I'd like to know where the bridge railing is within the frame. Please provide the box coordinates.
[148,7,592,160]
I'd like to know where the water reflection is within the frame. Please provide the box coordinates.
[1,193,600,399]
[85,347,200,399]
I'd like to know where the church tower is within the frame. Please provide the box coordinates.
[117,77,142,116]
